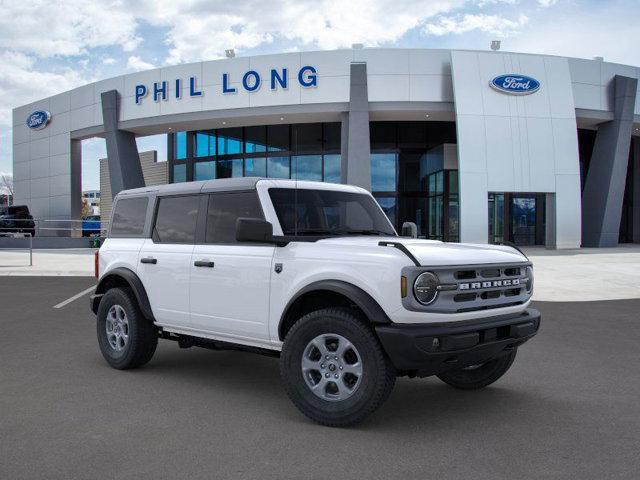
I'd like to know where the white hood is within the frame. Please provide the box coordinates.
[316,237,528,266]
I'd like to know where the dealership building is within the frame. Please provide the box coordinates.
[11,48,640,247]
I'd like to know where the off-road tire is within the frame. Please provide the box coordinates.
[97,287,158,370]
[437,349,517,390]
[280,307,396,427]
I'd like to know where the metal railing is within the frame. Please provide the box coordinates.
[0,218,109,237]
[0,232,33,265]
[0,219,109,266]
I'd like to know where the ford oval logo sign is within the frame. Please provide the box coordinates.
[490,74,540,95]
[26,110,51,130]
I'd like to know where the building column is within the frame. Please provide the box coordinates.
[341,62,371,191]
[101,90,145,198]
[582,75,638,247]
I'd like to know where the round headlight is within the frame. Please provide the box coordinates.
[525,266,534,294]
[414,272,439,305]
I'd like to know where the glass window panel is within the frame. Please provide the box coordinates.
[323,123,341,152]
[173,163,186,183]
[428,174,436,195]
[174,131,187,160]
[267,124,289,152]
[371,153,397,192]
[292,123,322,153]
[449,170,459,195]
[217,127,243,155]
[195,131,215,157]
[374,196,397,228]
[436,171,444,195]
[245,157,266,177]
[110,197,148,238]
[206,192,264,244]
[194,161,216,181]
[245,126,267,153]
[428,196,443,240]
[216,159,243,178]
[267,156,290,178]
[292,155,322,181]
[323,154,341,183]
[153,195,199,244]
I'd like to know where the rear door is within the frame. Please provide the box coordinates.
[189,191,274,343]
[137,194,200,328]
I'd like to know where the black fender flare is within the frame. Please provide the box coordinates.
[279,280,391,340]
[91,267,155,321]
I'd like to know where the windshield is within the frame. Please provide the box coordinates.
[269,188,397,237]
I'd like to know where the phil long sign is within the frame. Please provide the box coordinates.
[490,74,540,95]
[135,66,318,105]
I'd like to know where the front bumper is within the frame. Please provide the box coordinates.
[375,308,541,377]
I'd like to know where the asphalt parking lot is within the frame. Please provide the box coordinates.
[1,277,639,479]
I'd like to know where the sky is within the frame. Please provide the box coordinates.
[0,0,639,192]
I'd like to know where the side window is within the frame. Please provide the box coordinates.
[205,192,263,244]
[110,197,148,237]
[153,195,200,244]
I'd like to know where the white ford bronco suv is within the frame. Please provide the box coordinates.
[92,177,540,426]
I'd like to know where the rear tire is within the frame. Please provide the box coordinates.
[280,308,395,427]
[436,349,517,390]
[97,287,158,370]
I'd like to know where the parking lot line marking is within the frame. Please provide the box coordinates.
[53,285,96,309]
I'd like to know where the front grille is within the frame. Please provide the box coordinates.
[402,262,531,314]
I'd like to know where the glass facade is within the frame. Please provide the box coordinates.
[169,120,463,242]
[369,121,459,241]
[169,123,341,183]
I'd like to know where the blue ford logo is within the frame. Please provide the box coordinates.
[490,74,540,95]
[26,110,51,130]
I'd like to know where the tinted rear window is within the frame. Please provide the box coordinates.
[205,192,263,244]
[110,197,148,237]
[153,195,200,244]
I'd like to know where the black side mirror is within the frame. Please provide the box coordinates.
[236,217,275,243]
[401,222,418,238]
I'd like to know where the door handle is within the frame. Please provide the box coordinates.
[194,260,215,268]
[140,257,157,264]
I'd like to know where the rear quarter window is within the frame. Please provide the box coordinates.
[110,197,149,237]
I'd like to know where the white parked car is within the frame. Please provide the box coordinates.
[91,178,540,426]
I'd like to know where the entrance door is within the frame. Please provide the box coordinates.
[510,195,537,246]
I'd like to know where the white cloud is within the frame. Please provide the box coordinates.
[102,57,116,65]
[135,0,465,64]
[126,56,156,72]
[0,51,87,126]
[538,0,558,7]
[424,13,529,36]
[0,0,141,57]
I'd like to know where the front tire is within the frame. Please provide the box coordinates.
[97,287,158,370]
[280,308,395,427]
[436,349,517,390]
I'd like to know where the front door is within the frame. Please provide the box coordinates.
[189,191,274,343]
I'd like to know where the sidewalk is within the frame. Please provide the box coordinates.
[0,249,96,276]
[1,245,639,301]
